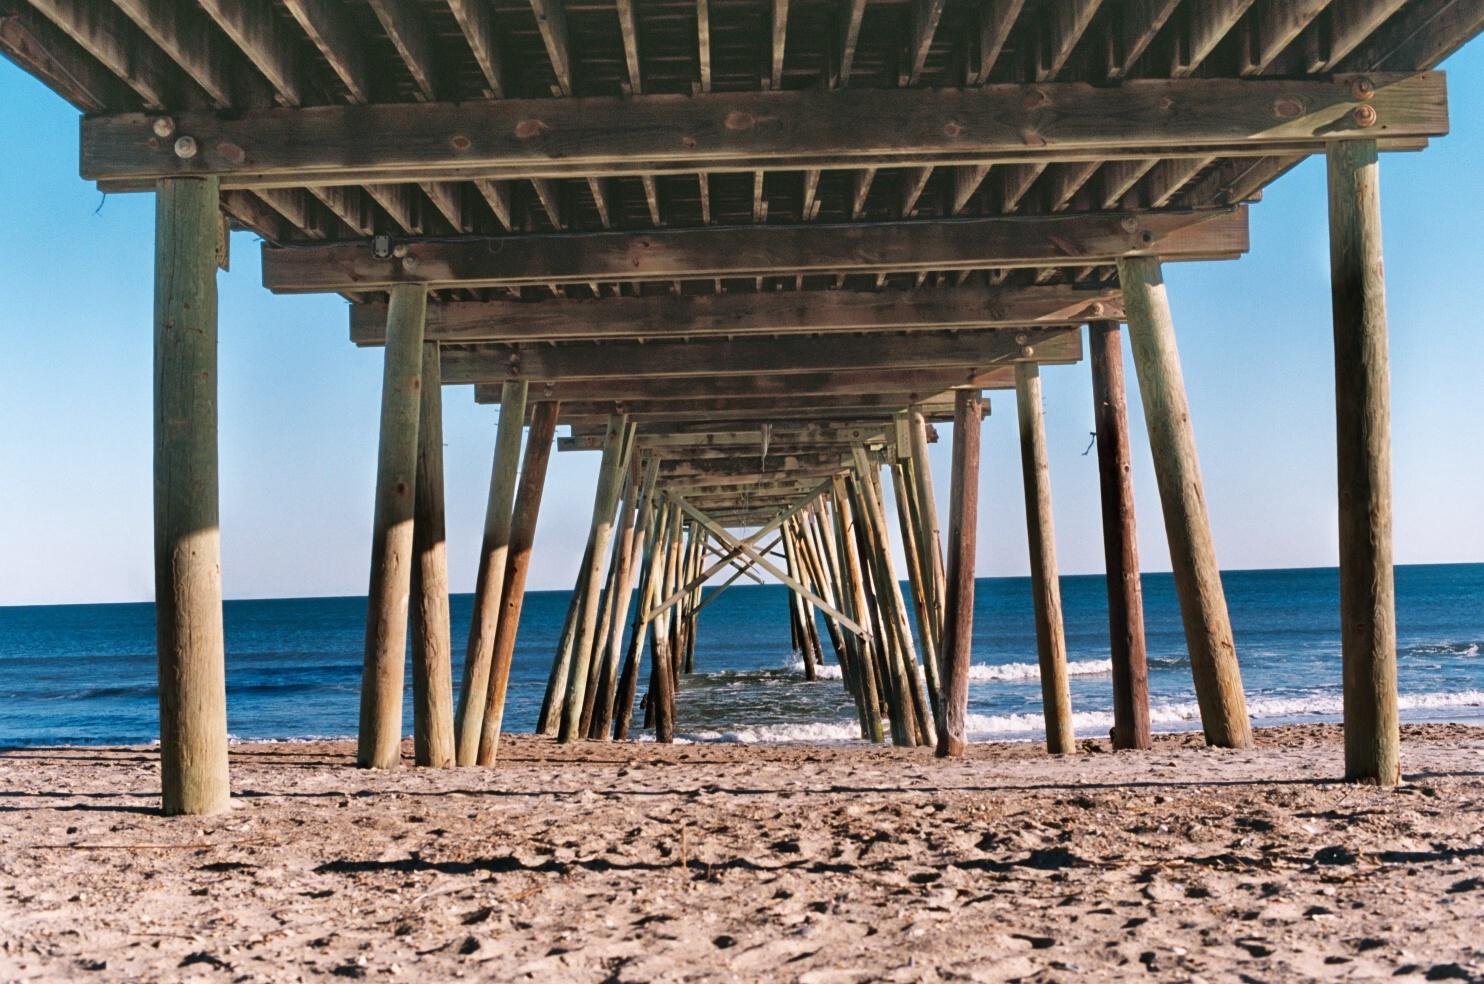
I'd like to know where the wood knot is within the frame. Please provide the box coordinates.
[943,120,963,138]
[1157,96,1173,111]
[1019,129,1047,148]
[1272,97,1303,120]
[514,119,548,139]
[449,133,472,151]
[681,136,697,149]
[215,142,245,164]
[724,111,755,131]
[1022,88,1050,110]
[394,481,409,496]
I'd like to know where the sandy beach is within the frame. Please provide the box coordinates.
[0,724,1481,981]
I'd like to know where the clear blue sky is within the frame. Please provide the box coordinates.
[3,49,1482,606]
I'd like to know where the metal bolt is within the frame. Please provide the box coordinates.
[1020,345,1035,358]
[391,243,408,258]
[1351,77,1376,101]
[1352,104,1378,128]
[173,135,198,159]
[1120,216,1139,233]
[151,117,176,138]
[401,254,419,270]
[1015,333,1029,345]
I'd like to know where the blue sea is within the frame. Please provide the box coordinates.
[1,564,1481,747]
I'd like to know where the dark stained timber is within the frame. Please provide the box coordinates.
[80,74,1448,186]
[263,209,1249,292]
[349,284,1123,344]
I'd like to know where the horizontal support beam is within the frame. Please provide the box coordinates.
[537,398,963,424]
[350,284,1122,345]
[269,208,1247,292]
[83,74,1447,187]
[560,428,892,452]
[444,327,1078,383]
[479,367,1018,402]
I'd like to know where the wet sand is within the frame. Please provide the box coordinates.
[1,724,1482,981]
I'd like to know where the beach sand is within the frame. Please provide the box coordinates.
[1,724,1482,981]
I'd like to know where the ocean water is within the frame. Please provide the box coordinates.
[0,564,1481,747]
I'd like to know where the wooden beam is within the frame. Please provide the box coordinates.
[900,165,934,217]
[442,327,1079,383]
[935,388,981,757]
[112,0,261,108]
[448,0,505,98]
[490,368,1017,403]
[26,0,179,109]
[1319,0,1412,71]
[974,0,1026,84]
[1340,0,1484,72]
[836,0,867,86]
[1246,0,1333,76]
[530,177,563,229]
[531,0,574,96]
[493,394,963,421]
[639,174,663,225]
[198,0,305,106]
[1109,0,1181,79]
[614,0,642,94]
[1036,0,1101,82]
[0,3,133,111]
[1173,0,1257,77]
[695,0,710,91]
[350,283,1122,344]
[475,179,513,229]
[265,207,1250,292]
[769,0,788,89]
[950,164,991,215]
[369,0,438,100]
[410,341,455,768]
[81,75,1450,187]
[905,0,947,86]
[281,0,371,103]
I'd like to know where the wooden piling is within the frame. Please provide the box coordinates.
[1014,363,1075,756]
[559,417,632,742]
[153,176,230,815]
[475,401,560,765]
[1089,321,1152,751]
[1327,139,1400,786]
[454,380,529,765]
[357,283,427,770]
[536,585,581,735]
[593,456,659,739]
[908,406,947,650]
[1119,256,1252,750]
[410,342,455,768]
[783,524,819,681]
[890,449,942,731]
[649,501,682,742]
[831,478,884,743]
[936,389,982,758]
[615,495,669,739]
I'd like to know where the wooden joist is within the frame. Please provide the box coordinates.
[447,0,505,99]
[281,0,371,103]
[973,0,1026,84]
[263,207,1248,292]
[80,75,1449,187]
[530,0,573,96]
[439,327,1079,384]
[1036,0,1101,82]
[0,2,133,111]
[350,283,1119,344]
[368,0,438,101]
[197,0,305,106]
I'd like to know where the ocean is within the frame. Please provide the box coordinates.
[1,563,1481,747]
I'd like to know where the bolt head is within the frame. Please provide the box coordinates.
[401,255,419,270]
[173,135,198,159]
[1352,105,1378,128]
[151,117,176,139]
[1351,77,1376,101]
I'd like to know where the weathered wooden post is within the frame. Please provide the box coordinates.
[890,447,942,729]
[1327,138,1400,786]
[559,417,632,741]
[832,478,884,743]
[475,401,560,765]
[1014,363,1075,755]
[908,406,947,648]
[1118,256,1252,750]
[592,456,659,739]
[936,388,982,758]
[783,524,819,680]
[153,176,230,815]
[650,501,682,742]
[1089,321,1152,751]
[410,342,455,768]
[615,496,669,739]
[454,380,529,765]
[358,283,427,769]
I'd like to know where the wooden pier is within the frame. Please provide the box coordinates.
[3,0,1476,811]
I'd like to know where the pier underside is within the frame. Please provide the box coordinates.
[3,0,1479,810]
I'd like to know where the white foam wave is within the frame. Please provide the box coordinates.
[667,689,1484,744]
[789,657,1112,683]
